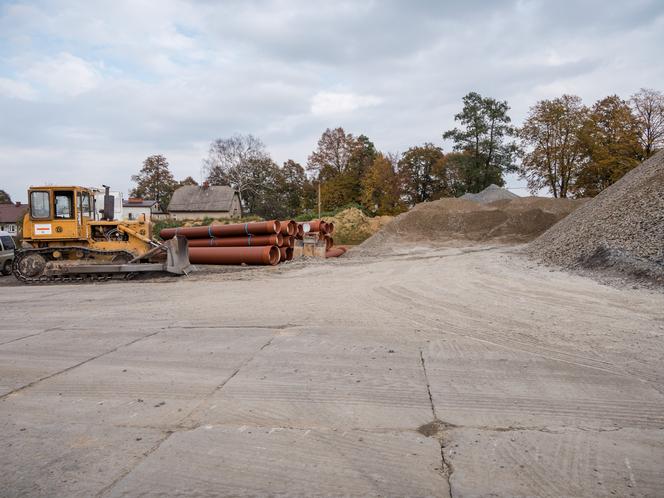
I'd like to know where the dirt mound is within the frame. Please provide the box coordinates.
[325,208,393,244]
[354,196,586,256]
[461,184,520,203]
[528,151,664,285]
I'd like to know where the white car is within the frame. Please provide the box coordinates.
[0,230,16,275]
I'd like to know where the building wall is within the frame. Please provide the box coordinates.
[169,211,235,221]
[0,223,18,236]
[230,194,242,218]
[123,206,152,221]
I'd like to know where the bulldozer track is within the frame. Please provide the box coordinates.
[12,247,137,284]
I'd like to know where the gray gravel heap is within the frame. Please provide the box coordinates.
[461,184,520,203]
[528,151,664,285]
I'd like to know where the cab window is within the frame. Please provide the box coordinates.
[55,192,75,219]
[80,192,92,217]
[30,191,50,218]
[0,235,15,251]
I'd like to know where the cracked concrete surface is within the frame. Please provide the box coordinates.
[1,245,663,497]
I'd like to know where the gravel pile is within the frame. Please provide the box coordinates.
[461,184,520,203]
[353,196,586,256]
[528,151,664,285]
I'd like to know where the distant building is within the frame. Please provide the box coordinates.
[123,198,158,221]
[168,184,242,220]
[0,202,28,236]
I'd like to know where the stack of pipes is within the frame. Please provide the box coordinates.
[160,220,293,266]
[295,219,346,258]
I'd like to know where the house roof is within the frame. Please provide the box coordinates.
[0,203,28,223]
[168,185,239,212]
[122,199,157,208]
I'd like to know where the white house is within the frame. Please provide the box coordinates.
[123,198,158,221]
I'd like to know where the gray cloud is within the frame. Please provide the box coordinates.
[0,0,663,201]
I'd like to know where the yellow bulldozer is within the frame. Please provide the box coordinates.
[13,185,191,283]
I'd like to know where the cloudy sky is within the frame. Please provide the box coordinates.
[1,0,663,201]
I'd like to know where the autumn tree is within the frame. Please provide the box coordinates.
[281,160,307,216]
[518,95,589,198]
[0,189,11,203]
[203,134,270,198]
[572,95,643,197]
[443,92,519,192]
[630,88,664,158]
[361,153,404,215]
[307,127,355,180]
[307,128,377,210]
[130,155,178,210]
[398,144,461,206]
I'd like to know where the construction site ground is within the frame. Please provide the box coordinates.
[1,244,663,497]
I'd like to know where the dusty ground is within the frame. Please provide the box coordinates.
[1,245,663,497]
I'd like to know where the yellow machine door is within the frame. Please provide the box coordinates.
[51,190,80,239]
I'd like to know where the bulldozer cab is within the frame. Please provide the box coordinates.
[25,186,94,241]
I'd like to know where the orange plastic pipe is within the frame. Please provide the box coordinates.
[281,235,295,248]
[189,246,280,265]
[308,219,328,234]
[279,246,295,262]
[187,234,283,247]
[160,220,281,240]
[279,220,297,236]
[325,246,347,258]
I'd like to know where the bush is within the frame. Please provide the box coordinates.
[294,203,370,221]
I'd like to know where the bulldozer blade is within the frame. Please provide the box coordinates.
[164,236,194,275]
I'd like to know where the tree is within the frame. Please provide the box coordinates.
[281,160,306,217]
[630,88,664,158]
[307,128,378,210]
[178,176,198,186]
[398,144,454,206]
[361,153,404,214]
[572,95,643,197]
[239,158,288,219]
[307,127,356,180]
[443,92,519,192]
[130,155,178,210]
[518,95,589,198]
[203,134,270,198]
[346,134,377,204]
[0,189,11,204]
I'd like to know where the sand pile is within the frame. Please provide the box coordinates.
[461,184,520,203]
[354,196,586,256]
[325,208,392,244]
[528,151,664,284]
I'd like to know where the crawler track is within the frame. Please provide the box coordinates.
[12,247,137,284]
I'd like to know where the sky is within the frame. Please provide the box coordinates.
[1,0,663,202]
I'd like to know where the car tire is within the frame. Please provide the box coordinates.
[1,260,12,276]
